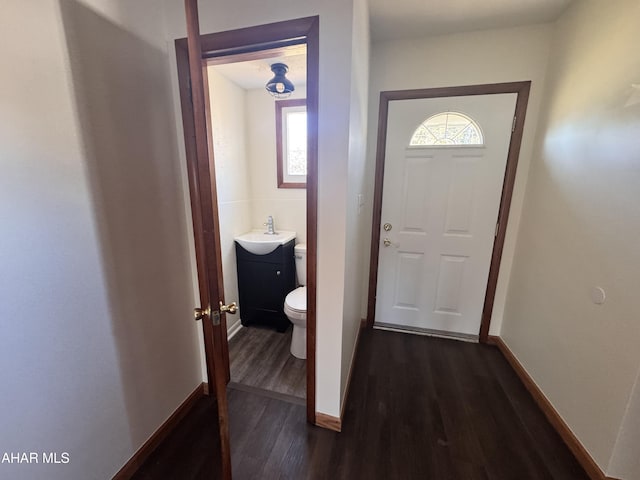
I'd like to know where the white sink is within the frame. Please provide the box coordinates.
[234,230,296,255]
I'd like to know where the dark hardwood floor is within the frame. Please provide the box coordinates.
[132,329,589,480]
[228,325,306,400]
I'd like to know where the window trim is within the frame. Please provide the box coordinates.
[276,98,307,189]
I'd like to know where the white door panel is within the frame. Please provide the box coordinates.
[375,94,517,336]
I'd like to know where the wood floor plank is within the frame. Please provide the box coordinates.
[228,326,306,399]
[132,329,590,480]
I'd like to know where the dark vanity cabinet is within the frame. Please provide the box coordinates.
[235,240,295,332]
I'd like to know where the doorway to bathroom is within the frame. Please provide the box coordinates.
[207,45,308,402]
[175,16,319,427]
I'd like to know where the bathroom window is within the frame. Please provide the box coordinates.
[409,111,484,146]
[276,99,307,188]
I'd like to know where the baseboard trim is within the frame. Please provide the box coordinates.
[339,319,365,420]
[112,382,206,479]
[488,336,609,480]
[315,412,341,432]
[227,320,242,340]
[314,319,365,434]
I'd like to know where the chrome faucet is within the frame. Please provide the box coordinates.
[264,216,276,235]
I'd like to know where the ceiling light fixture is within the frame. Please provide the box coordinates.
[265,63,294,99]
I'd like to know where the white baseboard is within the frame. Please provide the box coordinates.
[227,319,243,340]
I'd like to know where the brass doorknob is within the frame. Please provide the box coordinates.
[383,238,393,247]
[219,301,238,315]
[194,306,210,321]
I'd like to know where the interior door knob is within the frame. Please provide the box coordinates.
[219,301,238,315]
[194,306,210,321]
[383,238,393,247]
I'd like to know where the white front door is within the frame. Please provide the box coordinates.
[375,94,517,337]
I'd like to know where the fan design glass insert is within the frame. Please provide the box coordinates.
[409,112,483,146]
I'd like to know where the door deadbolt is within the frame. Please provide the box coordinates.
[383,223,392,232]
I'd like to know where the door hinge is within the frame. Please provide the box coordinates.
[512,115,517,132]
[211,310,221,326]
[495,221,500,238]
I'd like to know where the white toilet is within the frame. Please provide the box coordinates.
[284,244,307,359]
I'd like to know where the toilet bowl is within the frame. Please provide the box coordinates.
[284,244,307,359]
[284,286,306,359]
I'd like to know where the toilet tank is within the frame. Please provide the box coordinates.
[294,243,307,286]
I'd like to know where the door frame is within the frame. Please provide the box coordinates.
[175,16,319,424]
[366,82,531,342]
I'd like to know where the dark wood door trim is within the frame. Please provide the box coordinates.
[175,16,319,425]
[366,82,531,343]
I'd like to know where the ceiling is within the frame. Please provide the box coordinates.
[210,47,307,91]
[210,1,572,87]
[369,0,572,42]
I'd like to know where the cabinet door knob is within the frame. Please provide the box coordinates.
[276,270,281,276]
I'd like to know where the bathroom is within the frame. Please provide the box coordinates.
[207,46,308,401]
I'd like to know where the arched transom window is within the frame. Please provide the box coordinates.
[409,111,484,146]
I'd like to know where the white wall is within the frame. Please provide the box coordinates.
[501,0,640,475]
[246,88,307,243]
[207,68,252,333]
[363,23,554,333]
[162,0,359,417]
[340,0,370,406]
[0,1,202,478]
